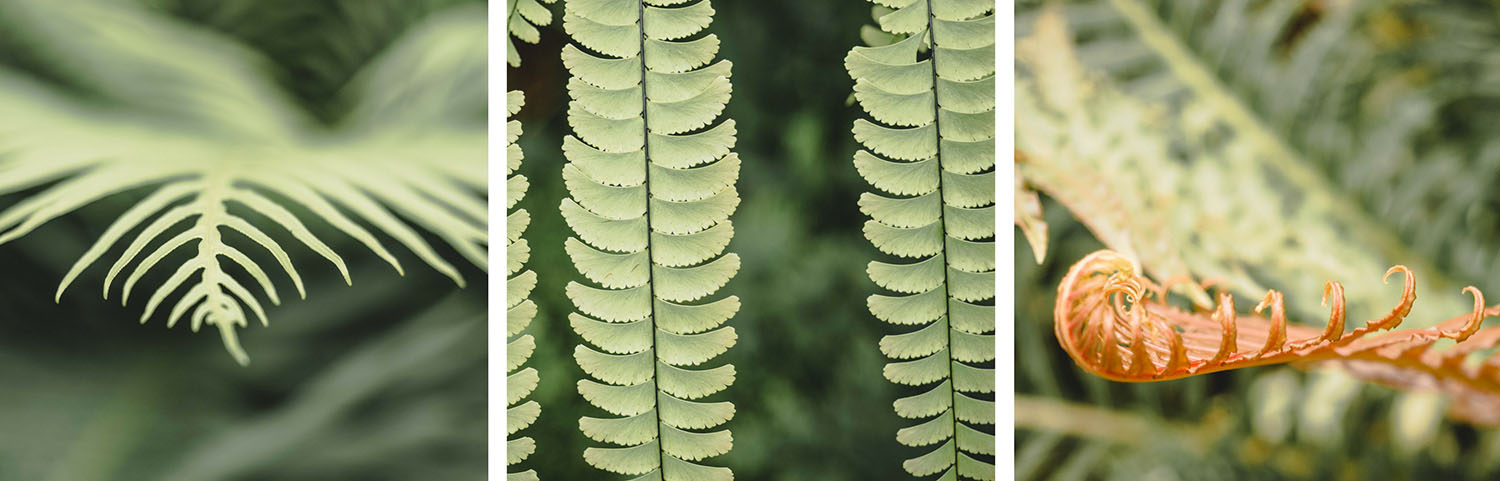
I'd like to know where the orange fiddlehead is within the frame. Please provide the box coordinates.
[1056,250,1500,425]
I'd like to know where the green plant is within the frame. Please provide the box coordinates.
[508,90,543,481]
[847,0,996,479]
[556,0,741,478]
[0,0,485,365]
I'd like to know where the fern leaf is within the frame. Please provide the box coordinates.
[561,0,738,479]
[0,1,485,365]
[848,0,996,478]
[1012,160,1047,265]
[506,91,542,481]
[509,0,559,67]
[1055,249,1500,427]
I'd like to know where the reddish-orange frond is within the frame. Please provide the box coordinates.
[1055,250,1500,425]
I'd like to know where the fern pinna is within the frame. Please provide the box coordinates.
[507,91,542,481]
[508,0,558,67]
[847,0,996,479]
[558,0,740,479]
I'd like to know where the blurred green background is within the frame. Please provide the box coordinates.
[1017,0,1500,480]
[508,1,997,479]
[0,0,486,479]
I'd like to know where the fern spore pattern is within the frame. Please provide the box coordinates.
[848,0,997,478]
[560,0,740,479]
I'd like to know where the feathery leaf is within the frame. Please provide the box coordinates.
[849,0,995,478]
[0,0,486,365]
[561,0,739,478]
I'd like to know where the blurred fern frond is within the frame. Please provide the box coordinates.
[1017,0,1476,323]
[847,0,997,478]
[0,0,486,365]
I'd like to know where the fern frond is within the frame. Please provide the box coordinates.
[0,1,485,365]
[509,0,558,67]
[1055,249,1500,427]
[1013,160,1047,265]
[849,0,996,478]
[560,0,738,479]
[506,91,541,481]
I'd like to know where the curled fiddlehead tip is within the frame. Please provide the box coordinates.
[1366,265,1417,331]
[1054,250,1500,427]
[1057,250,1437,383]
[1449,286,1486,342]
[1320,281,1346,342]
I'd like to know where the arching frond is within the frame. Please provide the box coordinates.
[509,0,558,67]
[506,91,542,481]
[560,0,739,479]
[848,0,996,479]
[0,0,485,365]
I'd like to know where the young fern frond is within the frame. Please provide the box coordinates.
[0,0,485,365]
[848,0,996,479]
[1057,249,1500,426]
[508,0,558,67]
[559,0,740,479]
[506,91,542,481]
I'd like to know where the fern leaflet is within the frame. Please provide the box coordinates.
[0,0,486,365]
[509,0,558,67]
[506,91,542,481]
[847,0,997,478]
[559,0,740,479]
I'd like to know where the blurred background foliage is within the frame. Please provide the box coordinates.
[1017,0,1500,480]
[0,0,485,479]
[508,0,994,479]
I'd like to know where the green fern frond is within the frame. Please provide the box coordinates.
[0,0,485,365]
[560,0,739,479]
[849,0,996,479]
[509,0,558,67]
[506,91,541,481]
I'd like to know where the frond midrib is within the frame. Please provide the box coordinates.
[636,0,668,473]
[923,0,962,473]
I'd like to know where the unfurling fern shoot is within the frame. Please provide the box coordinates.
[559,0,741,479]
[847,0,997,479]
[507,91,542,481]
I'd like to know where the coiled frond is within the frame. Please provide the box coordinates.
[508,0,557,67]
[847,0,996,479]
[559,0,739,479]
[0,0,485,365]
[506,91,541,481]
[1057,249,1500,426]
